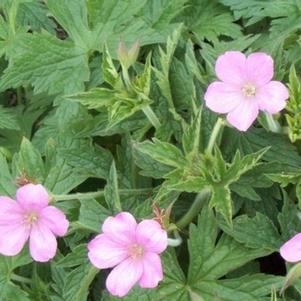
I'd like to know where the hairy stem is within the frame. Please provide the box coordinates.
[176,188,211,229]
[265,112,281,133]
[11,274,32,285]
[206,117,225,154]
[142,105,161,129]
[53,188,153,201]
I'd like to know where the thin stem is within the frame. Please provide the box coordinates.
[167,230,183,247]
[16,88,22,105]
[121,66,131,88]
[265,112,282,133]
[11,274,32,285]
[53,188,152,201]
[176,188,211,229]
[77,266,99,300]
[206,117,224,154]
[142,105,161,129]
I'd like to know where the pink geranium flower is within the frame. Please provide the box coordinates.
[0,183,69,262]
[280,233,301,262]
[88,212,168,297]
[204,51,289,131]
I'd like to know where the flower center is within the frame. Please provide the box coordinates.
[242,83,256,97]
[24,212,38,225]
[128,243,144,259]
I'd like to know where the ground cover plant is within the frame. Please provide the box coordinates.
[1,0,301,300]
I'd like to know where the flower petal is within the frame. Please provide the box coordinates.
[139,252,163,288]
[102,212,137,245]
[227,99,259,131]
[280,233,301,262]
[88,234,128,269]
[106,257,143,297]
[256,81,289,114]
[204,81,243,114]
[215,51,247,85]
[0,223,29,256]
[40,206,69,236]
[136,220,167,253]
[246,52,273,86]
[16,184,49,211]
[29,222,57,262]
[0,197,24,226]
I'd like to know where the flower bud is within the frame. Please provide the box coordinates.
[117,41,140,70]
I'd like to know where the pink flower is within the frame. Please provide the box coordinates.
[0,183,69,262]
[280,233,301,262]
[88,212,168,297]
[204,51,289,131]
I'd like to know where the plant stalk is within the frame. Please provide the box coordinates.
[53,188,152,201]
[176,188,211,229]
[265,112,282,133]
[11,274,32,285]
[142,105,161,129]
[206,117,224,154]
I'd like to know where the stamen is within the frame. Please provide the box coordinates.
[24,212,38,225]
[242,83,256,97]
[128,243,144,259]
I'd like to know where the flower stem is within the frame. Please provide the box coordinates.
[76,266,99,301]
[167,230,183,247]
[142,105,161,129]
[206,117,224,154]
[265,112,282,133]
[11,274,32,285]
[53,188,153,201]
[121,66,131,88]
[176,188,211,229]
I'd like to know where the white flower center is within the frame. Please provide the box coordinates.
[24,212,38,225]
[242,83,256,97]
[128,243,144,259]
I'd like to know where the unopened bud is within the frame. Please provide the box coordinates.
[117,41,140,70]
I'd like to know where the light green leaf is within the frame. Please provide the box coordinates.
[12,137,45,182]
[136,138,187,168]
[210,186,232,226]
[104,160,122,213]
[219,212,282,251]
[76,198,110,233]
[0,106,20,130]
[0,32,89,95]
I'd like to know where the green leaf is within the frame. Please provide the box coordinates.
[221,128,301,171]
[210,186,232,226]
[61,263,99,301]
[56,245,88,268]
[135,138,186,168]
[285,65,301,142]
[66,88,115,110]
[183,0,242,43]
[219,212,282,251]
[0,32,89,95]
[102,45,119,87]
[0,282,30,301]
[104,160,122,213]
[187,206,217,283]
[192,274,283,301]
[76,198,110,233]
[0,153,15,197]
[188,213,269,283]
[12,137,45,182]
[0,105,20,130]
[46,0,92,49]
[182,109,202,156]
[278,194,301,241]
[17,1,55,32]
[87,0,186,54]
